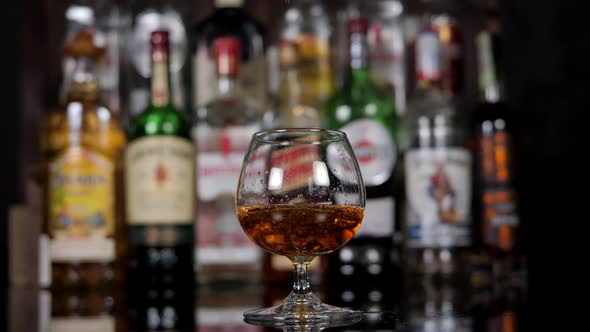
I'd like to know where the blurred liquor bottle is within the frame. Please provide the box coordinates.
[271,39,321,129]
[471,8,525,282]
[262,1,334,279]
[403,0,465,102]
[335,0,407,116]
[125,30,195,331]
[274,0,333,121]
[323,16,399,301]
[401,0,472,281]
[40,30,127,291]
[190,0,266,110]
[126,0,188,118]
[192,37,263,286]
[62,0,130,115]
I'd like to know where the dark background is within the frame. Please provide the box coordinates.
[3,0,587,329]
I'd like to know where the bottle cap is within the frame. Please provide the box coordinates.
[151,30,170,54]
[214,37,241,76]
[347,17,369,34]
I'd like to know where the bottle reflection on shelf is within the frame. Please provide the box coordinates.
[403,277,473,332]
[126,247,194,331]
[197,285,264,331]
[38,288,121,332]
[322,245,401,331]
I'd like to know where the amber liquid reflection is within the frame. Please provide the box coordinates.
[237,205,364,257]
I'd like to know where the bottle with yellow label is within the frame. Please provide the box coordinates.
[41,30,127,291]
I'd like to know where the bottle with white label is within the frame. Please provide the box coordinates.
[402,12,472,278]
[190,0,266,110]
[125,30,195,331]
[324,17,399,298]
[192,37,264,285]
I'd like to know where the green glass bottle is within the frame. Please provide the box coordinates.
[324,16,399,298]
[124,30,195,331]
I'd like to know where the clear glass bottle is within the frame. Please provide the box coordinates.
[278,0,334,111]
[62,0,131,115]
[190,0,266,110]
[41,30,126,291]
[192,37,264,286]
[272,40,322,129]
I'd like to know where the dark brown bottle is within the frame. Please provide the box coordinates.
[471,10,524,281]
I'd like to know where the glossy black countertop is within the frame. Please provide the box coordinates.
[4,275,528,332]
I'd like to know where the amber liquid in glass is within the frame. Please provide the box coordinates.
[237,205,364,257]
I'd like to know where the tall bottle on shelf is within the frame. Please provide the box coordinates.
[62,0,130,115]
[125,30,195,331]
[323,16,400,307]
[335,0,406,115]
[403,0,465,106]
[126,0,188,119]
[275,0,333,123]
[472,9,523,280]
[192,37,264,286]
[191,0,266,110]
[41,30,126,291]
[401,0,472,280]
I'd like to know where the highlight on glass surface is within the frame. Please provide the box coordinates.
[235,128,366,324]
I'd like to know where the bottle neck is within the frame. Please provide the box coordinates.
[477,31,503,103]
[348,32,371,85]
[150,49,172,107]
[66,57,99,103]
[280,66,304,105]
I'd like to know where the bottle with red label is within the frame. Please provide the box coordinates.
[324,16,400,305]
[192,36,264,286]
[404,0,465,99]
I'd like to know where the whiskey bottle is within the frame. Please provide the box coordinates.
[125,30,195,331]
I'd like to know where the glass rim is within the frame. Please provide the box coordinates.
[252,128,348,145]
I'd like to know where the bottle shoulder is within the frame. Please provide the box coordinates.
[196,94,264,128]
[128,106,193,141]
[325,82,396,127]
[43,101,126,159]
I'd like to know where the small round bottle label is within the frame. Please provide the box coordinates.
[340,119,396,186]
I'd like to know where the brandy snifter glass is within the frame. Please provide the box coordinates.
[235,128,366,324]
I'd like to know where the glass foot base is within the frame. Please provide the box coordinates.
[243,292,362,327]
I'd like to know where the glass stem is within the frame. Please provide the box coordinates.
[292,261,311,295]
